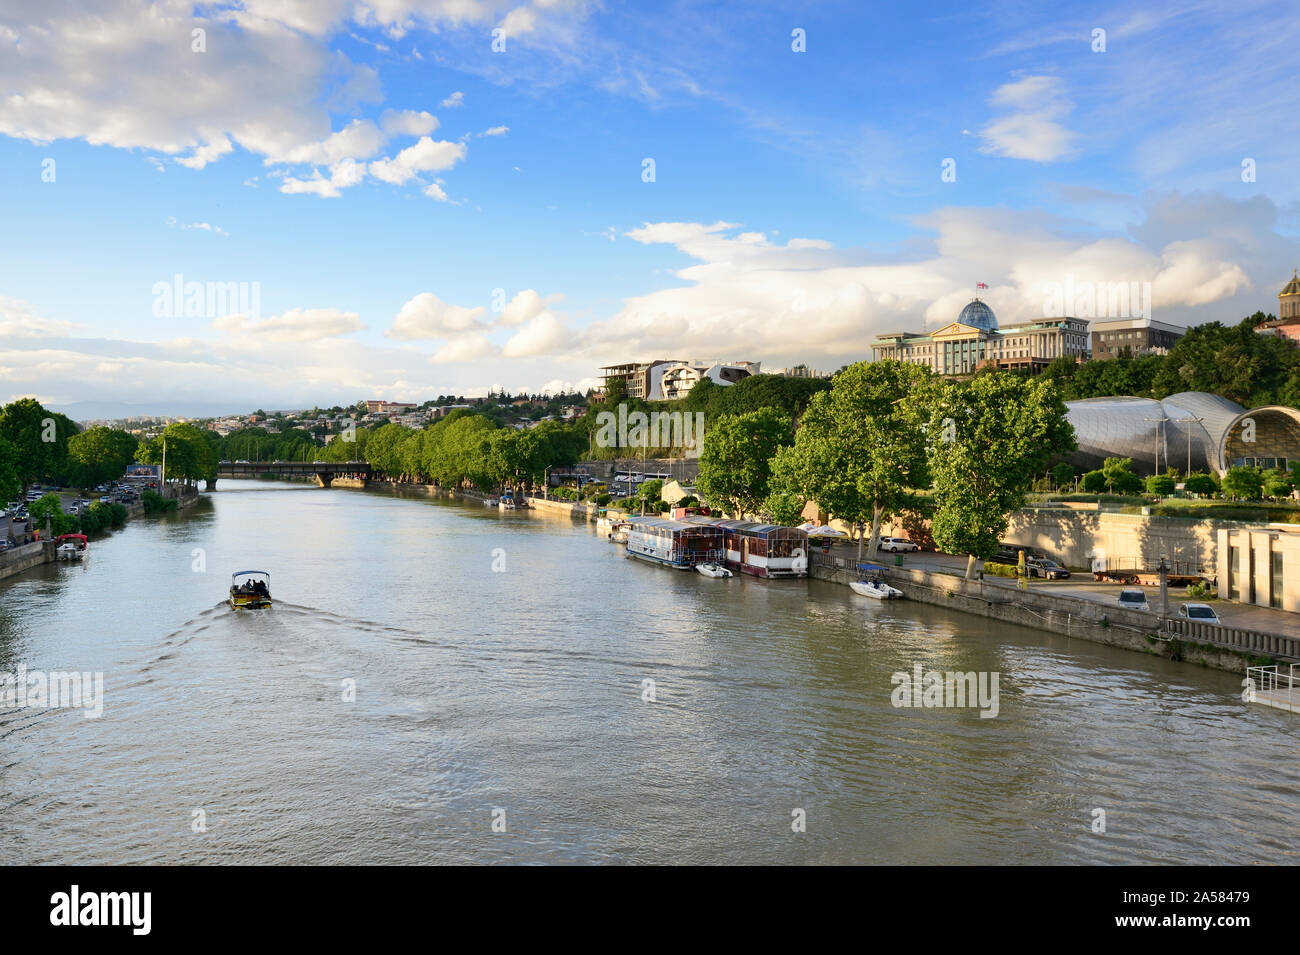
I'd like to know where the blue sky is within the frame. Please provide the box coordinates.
[1,0,1298,415]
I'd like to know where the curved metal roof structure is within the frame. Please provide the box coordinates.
[1064,392,1248,475]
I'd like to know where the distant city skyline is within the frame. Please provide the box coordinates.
[2,0,1299,414]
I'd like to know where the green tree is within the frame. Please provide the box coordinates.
[67,427,139,490]
[697,408,794,517]
[0,436,19,505]
[1101,457,1142,494]
[1182,472,1218,496]
[136,423,219,486]
[1145,473,1176,496]
[1263,468,1295,499]
[1220,466,1264,500]
[1050,462,1075,490]
[922,372,1076,578]
[769,360,932,560]
[1082,469,1107,493]
[0,398,79,489]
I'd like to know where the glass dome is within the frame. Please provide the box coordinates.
[956,298,998,331]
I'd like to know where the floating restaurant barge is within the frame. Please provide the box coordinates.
[684,518,809,578]
[624,517,724,569]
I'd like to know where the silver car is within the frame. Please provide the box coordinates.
[879,537,919,553]
[1117,589,1149,612]
[1179,603,1221,625]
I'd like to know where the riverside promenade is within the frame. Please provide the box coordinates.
[519,493,1300,674]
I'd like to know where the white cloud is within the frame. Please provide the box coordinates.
[388,293,487,339]
[212,308,364,343]
[175,135,234,170]
[430,334,496,363]
[497,289,555,326]
[274,119,385,166]
[481,125,509,137]
[369,136,468,184]
[424,180,451,201]
[501,312,569,358]
[0,296,83,338]
[440,91,464,108]
[979,75,1078,163]
[380,109,439,137]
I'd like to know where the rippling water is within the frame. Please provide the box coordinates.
[0,480,1296,864]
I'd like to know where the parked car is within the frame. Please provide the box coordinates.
[1026,557,1070,580]
[879,537,919,553]
[1117,589,1150,612]
[1179,603,1221,625]
[990,542,1049,566]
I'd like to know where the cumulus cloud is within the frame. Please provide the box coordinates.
[0,2,576,199]
[979,75,1078,163]
[430,334,496,363]
[388,293,487,339]
[497,289,560,326]
[368,136,468,184]
[501,312,569,358]
[440,91,465,108]
[380,109,439,137]
[578,198,1280,367]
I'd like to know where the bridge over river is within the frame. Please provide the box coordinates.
[216,460,371,487]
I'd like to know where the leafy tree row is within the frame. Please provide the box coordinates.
[695,361,1077,576]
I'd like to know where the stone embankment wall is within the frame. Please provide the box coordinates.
[810,555,1290,674]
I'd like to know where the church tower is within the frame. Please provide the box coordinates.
[1281,269,1300,319]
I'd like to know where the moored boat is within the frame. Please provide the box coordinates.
[55,533,88,561]
[608,520,632,543]
[850,563,903,599]
[229,570,273,610]
[696,561,733,578]
[625,517,724,570]
[683,518,809,578]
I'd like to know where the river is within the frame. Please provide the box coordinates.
[0,480,1296,864]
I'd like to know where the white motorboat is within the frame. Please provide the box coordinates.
[696,561,733,578]
[483,496,499,507]
[850,579,903,599]
[850,562,903,599]
[55,533,88,562]
[607,520,632,543]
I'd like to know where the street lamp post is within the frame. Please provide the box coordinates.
[1158,554,1170,617]
[1144,416,1170,476]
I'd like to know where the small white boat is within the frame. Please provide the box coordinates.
[850,579,903,599]
[696,562,733,578]
[607,520,632,543]
[850,562,903,599]
[484,496,499,507]
[55,533,88,561]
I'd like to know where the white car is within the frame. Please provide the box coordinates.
[1117,589,1150,612]
[1179,603,1221,625]
[879,537,920,553]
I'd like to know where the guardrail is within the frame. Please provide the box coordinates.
[1245,665,1300,712]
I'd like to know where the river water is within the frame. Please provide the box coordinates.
[0,480,1296,864]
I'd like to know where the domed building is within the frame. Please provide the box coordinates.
[871,294,1091,375]
[1255,269,1300,342]
[955,298,998,332]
